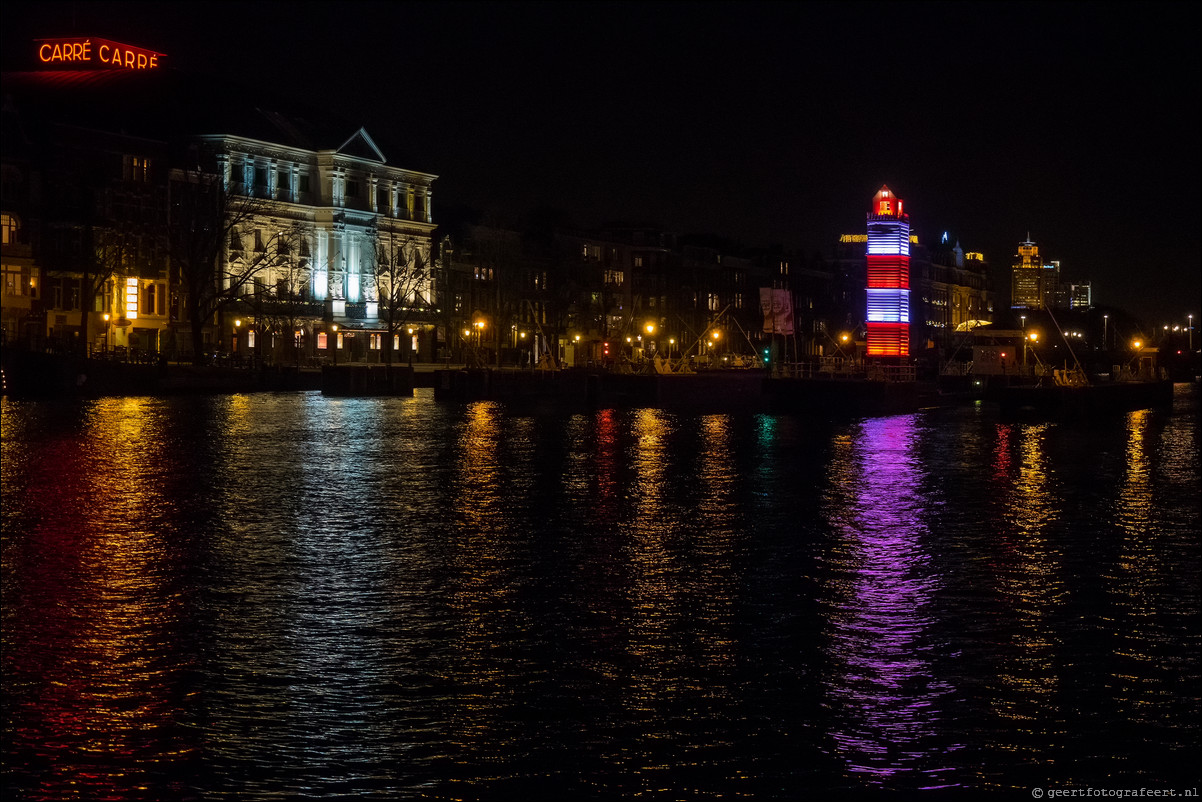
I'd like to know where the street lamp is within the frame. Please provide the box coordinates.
[331,323,339,366]
[1103,314,1109,352]
[1023,331,1038,370]
[408,326,415,366]
[1189,314,1194,351]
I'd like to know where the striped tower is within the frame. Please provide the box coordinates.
[865,185,910,357]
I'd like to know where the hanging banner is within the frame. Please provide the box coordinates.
[761,288,794,334]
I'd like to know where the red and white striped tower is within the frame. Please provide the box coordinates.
[865,185,910,357]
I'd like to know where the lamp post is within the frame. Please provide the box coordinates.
[1190,314,1194,351]
[408,326,415,366]
[331,323,339,366]
[102,313,111,354]
[233,319,241,360]
[1103,314,1108,353]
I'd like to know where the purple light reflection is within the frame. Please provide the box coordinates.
[820,415,959,789]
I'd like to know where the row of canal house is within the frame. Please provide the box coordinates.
[2,44,439,367]
[2,37,994,372]
[439,211,994,373]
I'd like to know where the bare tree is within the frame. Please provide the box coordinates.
[240,227,320,367]
[167,166,299,365]
[372,229,433,366]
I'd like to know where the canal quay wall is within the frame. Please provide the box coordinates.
[432,367,922,416]
[4,350,926,416]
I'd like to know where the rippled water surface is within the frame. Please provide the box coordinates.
[3,387,1200,799]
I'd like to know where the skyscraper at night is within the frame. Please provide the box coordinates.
[1010,236,1060,309]
[865,185,910,357]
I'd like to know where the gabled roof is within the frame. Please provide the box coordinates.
[335,127,386,163]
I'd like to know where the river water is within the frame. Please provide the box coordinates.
[2,386,1199,800]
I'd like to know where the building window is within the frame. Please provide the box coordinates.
[370,333,381,350]
[144,283,156,316]
[318,332,328,349]
[1,212,17,244]
[254,166,268,193]
[299,174,310,194]
[2,264,25,296]
[346,180,360,198]
[604,270,624,285]
[634,256,644,268]
[125,155,150,182]
[248,329,256,348]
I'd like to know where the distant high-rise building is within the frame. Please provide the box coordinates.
[1010,236,1059,309]
[1066,281,1092,310]
[865,185,910,357]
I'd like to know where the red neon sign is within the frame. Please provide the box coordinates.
[35,38,165,70]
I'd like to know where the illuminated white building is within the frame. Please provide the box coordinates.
[196,123,438,361]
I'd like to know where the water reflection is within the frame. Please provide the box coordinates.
[3,398,198,801]
[983,422,1066,788]
[441,401,527,793]
[3,393,1199,799]
[820,414,954,789]
[1103,407,1200,781]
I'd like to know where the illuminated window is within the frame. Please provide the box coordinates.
[370,333,381,350]
[125,277,138,319]
[124,155,149,182]
[634,256,644,268]
[318,332,328,349]
[336,332,344,349]
[248,329,256,348]
[393,334,400,350]
[1,213,17,244]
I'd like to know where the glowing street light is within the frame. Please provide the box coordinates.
[331,323,339,366]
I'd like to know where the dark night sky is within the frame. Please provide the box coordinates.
[5,1,1200,324]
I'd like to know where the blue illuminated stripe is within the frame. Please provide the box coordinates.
[866,289,910,323]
